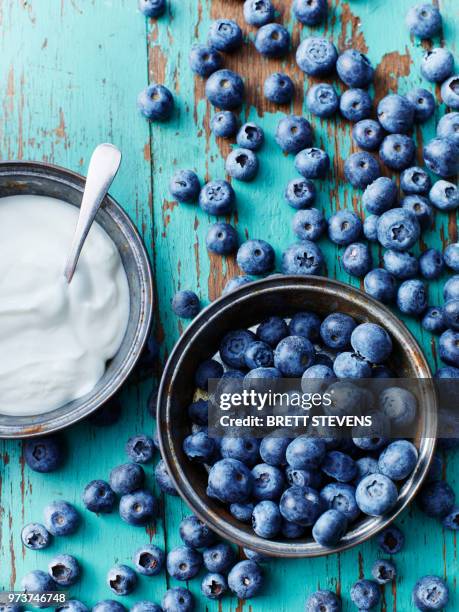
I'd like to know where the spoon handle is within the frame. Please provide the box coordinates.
[64,143,122,283]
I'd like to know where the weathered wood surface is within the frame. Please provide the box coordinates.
[0,0,458,609]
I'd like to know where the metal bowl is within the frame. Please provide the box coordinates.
[158,275,436,558]
[0,161,153,438]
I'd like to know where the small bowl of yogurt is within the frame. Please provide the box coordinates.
[0,161,152,438]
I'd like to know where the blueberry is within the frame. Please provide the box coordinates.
[133,544,165,576]
[439,328,459,366]
[322,450,357,482]
[326,381,363,417]
[203,542,235,573]
[237,239,275,275]
[107,564,137,596]
[226,148,259,182]
[179,515,216,548]
[237,122,264,151]
[293,0,327,25]
[21,570,57,598]
[264,73,294,105]
[302,364,336,394]
[162,587,194,612]
[21,522,51,550]
[397,279,428,315]
[378,524,405,554]
[169,170,200,203]
[285,178,316,210]
[419,248,444,279]
[230,502,255,522]
[155,459,178,495]
[286,466,323,490]
[344,152,381,188]
[208,19,242,52]
[256,317,288,349]
[312,509,347,547]
[183,431,217,463]
[220,329,257,368]
[444,275,459,300]
[228,560,263,599]
[378,440,418,480]
[126,434,155,464]
[281,241,324,275]
[380,133,416,170]
[205,69,245,110]
[406,87,436,123]
[201,572,227,600]
[93,602,127,612]
[340,88,372,122]
[199,180,235,215]
[422,307,447,334]
[424,137,459,177]
[356,473,398,516]
[274,335,314,376]
[351,323,392,366]
[305,590,342,612]
[295,147,330,179]
[379,386,417,428]
[363,177,398,215]
[207,458,253,502]
[377,207,420,251]
[337,49,374,88]
[189,44,222,78]
[406,3,442,38]
[437,112,459,149]
[167,545,203,581]
[441,75,459,110]
[139,0,165,18]
[43,500,79,536]
[292,209,326,242]
[442,507,459,530]
[333,351,371,378]
[243,0,274,27]
[420,479,456,518]
[402,195,434,230]
[401,166,432,195]
[350,579,381,610]
[119,489,158,525]
[110,462,145,495]
[255,23,290,58]
[280,485,322,526]
[188,399,208,425]
[412,575,449,611]
[306,83,339,118]
[137,84,174,121]
[354,457,379,485]
[130,604,161,612]
[206,222,238,256]
[328,210,362,245]
[296,37,338,76]
[383,249,419,279]
[244,341,274,369]
[251,500,282,538]
[371,559,396,585]
[48,554,80,587]
[282,519,306,539]
[445,243,459,272]
[56,601,89,612]
[289,311,321,340]
[83,479,116,513]
[421,47,454,83]
[352,119,385,151]
[252,463,285,500]
[24,435,64,473]
[364,268,397,303]
[321,313,356,350]
[259,434,290,466]
[276,115,313,154]
[210,111,239,138]
[286,436,326,469]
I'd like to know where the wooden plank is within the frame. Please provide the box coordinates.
[0,0,458,609]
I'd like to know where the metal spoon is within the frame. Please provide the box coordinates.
[64,143,122,283]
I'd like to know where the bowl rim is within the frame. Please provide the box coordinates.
[157,275,437,558]
[0,160,153,438]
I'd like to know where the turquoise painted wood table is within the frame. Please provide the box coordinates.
[0,0,458,610]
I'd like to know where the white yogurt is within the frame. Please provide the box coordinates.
[0,195,130,416]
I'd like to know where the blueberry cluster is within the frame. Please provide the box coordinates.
[183,312,424,550]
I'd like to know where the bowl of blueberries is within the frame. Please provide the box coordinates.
[157,275,436,557]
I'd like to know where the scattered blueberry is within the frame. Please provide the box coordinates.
[133,544,165,576]
[296,37,338,76]
[441,75,459,110]
[380,133,416,170]
[340,88,372,122]
[179,514,216,548]
[419,248,444,280]
[189,44,222,78]
[237,239,275,275]
[110,463,145,495]
[237,122,264,151]
[210,111,239,138]
[208,19,242,53]
[206,222,238,255]
[228,560,264,599]
[430,180,459,211]
[424,136,459,177]
[293,0,327,25]
[83,480,116,513]
[437,112,459,149]
[281,241,324,275]
[336,49,374,88]
[21,522,51,550]
[199,179,235,215]
[412,575,449,611]
[406,3,442,38]
[383,249,419,280]
[378,524,405,554]
[162,588,194,612]
[305,590,342,612]
[350,579,381,610]
[107,564,137,596]
[24,435,64,473]
[137,84,174,121]
[292,208,326,241]
[276,115,313,154]
[421,47,454,83]
[401,166,432,195]
[155,459,179,496]
[43,500,79,536]
[364,268,397,303]
[344,152,381,188]
[363,177,398,215]
[264,72,294,105]
[138,0,166,18]
[119,489,158,525]
[243,0,274,27]
[48,554,80,587]
[205,69,245,110]
[226,148,259,181]
[352,119,385,151]
[406,87,436,123]
[255,23,290,58]
[169,170,200,203]
[306,83,339,118]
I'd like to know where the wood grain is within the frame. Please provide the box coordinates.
[0,0,458,609]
